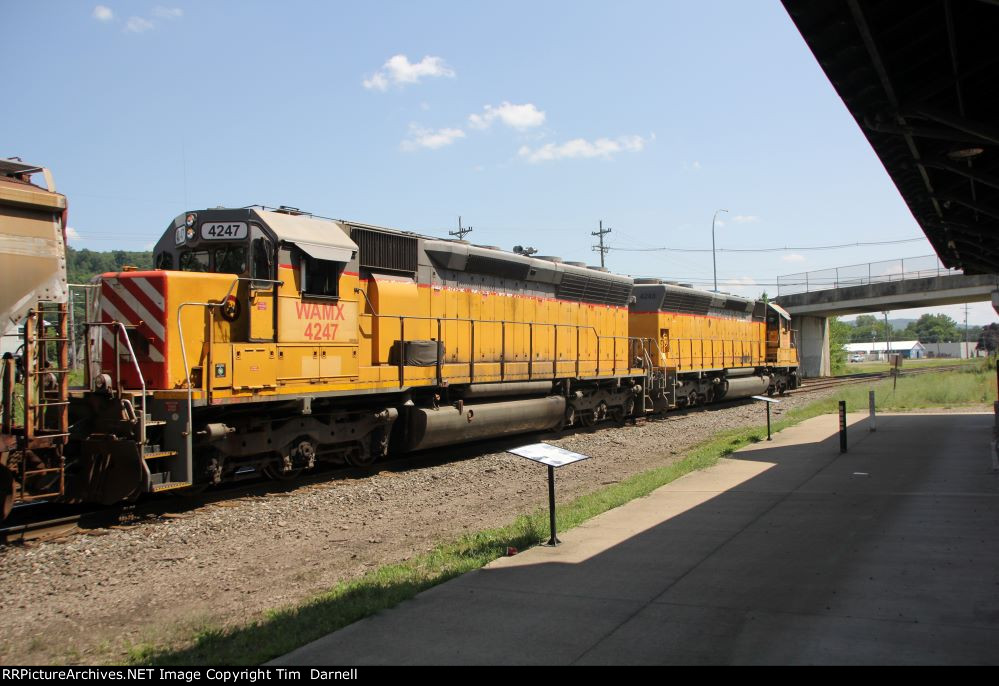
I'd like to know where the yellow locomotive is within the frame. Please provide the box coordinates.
[89,207,647,494]
[2,202,798,513]
[630,279,798,410]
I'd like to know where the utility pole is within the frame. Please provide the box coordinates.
[450,216,473,240]
[965,303,970,359]
[591,220,612,268]
[883,311,890,362]
[711,209,729,292]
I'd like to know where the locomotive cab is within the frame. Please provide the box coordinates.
[765,302,797,366]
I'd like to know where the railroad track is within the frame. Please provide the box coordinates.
[794,363,972,394]
[3,363,976,544]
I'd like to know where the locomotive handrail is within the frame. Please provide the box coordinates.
[85,320,148,447]
[222,276,284,300]
[354,287,638,386]
[177,299,225,466]
[668,336,766,371]
[177,277,285,441]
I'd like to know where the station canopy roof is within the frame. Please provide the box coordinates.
[782,1,999,275]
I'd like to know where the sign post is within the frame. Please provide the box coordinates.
[509,443,591,547]
[751,395,781,441]
[839,400,848,453]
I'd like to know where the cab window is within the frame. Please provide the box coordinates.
[179,250,210,272]
[252,238,274,280]
[301,255,341,298]
[213,245,247,275]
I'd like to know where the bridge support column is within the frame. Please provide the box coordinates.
[792,315,830,378]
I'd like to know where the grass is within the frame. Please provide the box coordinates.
[828,359,995,411]
[838,356,982,376]
[120,363,996,666]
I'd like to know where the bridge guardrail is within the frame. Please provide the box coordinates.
[777,255,960,297]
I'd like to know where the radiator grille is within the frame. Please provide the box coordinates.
[557,272,632,306]
[352,227,418,273]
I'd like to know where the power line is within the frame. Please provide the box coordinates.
[607,237,926,253]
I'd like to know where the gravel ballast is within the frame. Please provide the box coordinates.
[2,391,840,664]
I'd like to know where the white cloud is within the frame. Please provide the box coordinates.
[153,6,183,19]
[468,102,546,131]
[724,277,757,287]
[781,254,806,263]
[518,135,647,163]
[714,219,726,228]
[124,16,154,33]
[364,55,455,91]
[691,161,702,170]
[362,72,389,91]
[66,227,83,243]
[93,5,113,22]
[400,125,466,151]
[732,215,760,224]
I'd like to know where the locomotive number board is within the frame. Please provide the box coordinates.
[201,222,248,240]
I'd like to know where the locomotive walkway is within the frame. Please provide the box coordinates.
[272,411,999,665]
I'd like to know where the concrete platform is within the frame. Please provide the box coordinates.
[272,411,999,665]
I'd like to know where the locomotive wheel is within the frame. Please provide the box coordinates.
[344,448,376,468]
[687,391,698,407]
[264,465,303,481]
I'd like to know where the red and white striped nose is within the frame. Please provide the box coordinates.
[100,273,169,388]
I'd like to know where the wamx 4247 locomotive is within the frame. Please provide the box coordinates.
[1,174,797,518]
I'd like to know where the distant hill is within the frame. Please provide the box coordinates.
[66,247,153,284]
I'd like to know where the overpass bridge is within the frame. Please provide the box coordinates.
[773,255,999,376]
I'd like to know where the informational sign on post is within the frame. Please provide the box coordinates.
[751,395,780,441]
[509,443,590,546]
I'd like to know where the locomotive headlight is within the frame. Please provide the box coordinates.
[185,212,197,228]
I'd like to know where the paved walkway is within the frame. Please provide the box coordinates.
[272,411,999,665]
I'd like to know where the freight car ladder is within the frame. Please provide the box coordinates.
[1,303,70,508]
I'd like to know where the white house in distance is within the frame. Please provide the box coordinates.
[844,340,926,361]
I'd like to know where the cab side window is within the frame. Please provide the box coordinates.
[300,254,341,298]
[252,238,274,280]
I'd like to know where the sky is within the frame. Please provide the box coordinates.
[3,1,996,326]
